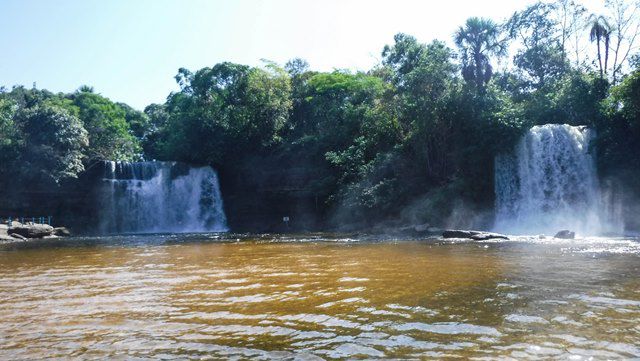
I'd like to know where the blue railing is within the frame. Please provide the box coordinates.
[2,216,52,226]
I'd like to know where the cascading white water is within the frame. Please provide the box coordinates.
[494,124,622,236]
[100,161,228,234]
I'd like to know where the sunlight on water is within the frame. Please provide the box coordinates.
[0,236,639,359]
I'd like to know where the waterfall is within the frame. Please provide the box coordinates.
[494,124,622,236]
[100,161,228,234]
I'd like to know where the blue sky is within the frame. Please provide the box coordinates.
[0,0,603,109]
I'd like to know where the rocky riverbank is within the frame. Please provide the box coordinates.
[0,222,70,243]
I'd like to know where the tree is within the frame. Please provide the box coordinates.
[77,85,95,93]
[507,2,558,48]
[610,68,640,120]
[382,33,434,88]
[69,90,141,161]
[117,102,150,141]
[455,17,506,92]
[507,2,569,89]
[556,0,588,64]
[0,98,19,184]
[382,35,458,180]
[513,45,568,89]
[285,58,316,139]
[284,58,310,77]
[589,14,613,78]
[15,103,88,184]
[155,62,292,166]
[299,71,392,151]
[597,69,640,173]
[141,103,170,159]
[295,70,400,220]
[632,52,640,69]
[553,71,607,125]
[0,98,17,152]
[606,0,640,83]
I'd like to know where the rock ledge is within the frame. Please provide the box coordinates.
[442,230,509,240]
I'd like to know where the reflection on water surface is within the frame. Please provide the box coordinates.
[0,236,639,359]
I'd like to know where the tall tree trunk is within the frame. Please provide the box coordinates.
[604,36,610,75]
[474,50,482,91]
[596,36,603,78]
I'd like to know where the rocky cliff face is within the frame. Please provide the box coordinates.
[218,154,330,233]
[4,152,640,236]
[1,155,331,234]
[0,165,104,234]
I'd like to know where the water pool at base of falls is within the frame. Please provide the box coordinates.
[1,234,639,360]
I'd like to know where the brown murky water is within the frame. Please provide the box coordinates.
[0,235,639,360]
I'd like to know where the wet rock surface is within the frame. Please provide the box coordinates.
[8,233,28,241]
[442,230,509,240]
[554,230,575,239]
[9,224,55,238]
[1,222,67,242]
[53,227,71,237]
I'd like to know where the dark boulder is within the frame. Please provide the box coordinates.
[554,230,575,239]
[53,227,71,237]
[469,232,509,241]
[442,230,509,240]
[443,230,476,238]
[8,224,55,238]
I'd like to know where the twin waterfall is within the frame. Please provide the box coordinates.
[97,125,618,236]
[494,124,621,236]
[99,161,228,234]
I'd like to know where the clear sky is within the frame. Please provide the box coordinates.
[0,0,604,110]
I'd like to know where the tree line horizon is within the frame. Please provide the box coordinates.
[2,0,640,230]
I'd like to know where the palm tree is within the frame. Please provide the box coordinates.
[588,15,612,78]
[454,17,506,92]
[77,85,95,93]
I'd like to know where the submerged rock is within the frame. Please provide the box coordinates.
[386,222,442,237]
[8,224,55,238]
[443,230,475,238]
[554,230,575,239]
[442,230,509,240]
[53,227,71,237]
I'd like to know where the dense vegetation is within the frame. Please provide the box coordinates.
[2,0,640,231]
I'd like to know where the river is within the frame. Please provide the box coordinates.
[1,234,639,359]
